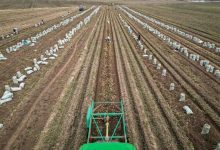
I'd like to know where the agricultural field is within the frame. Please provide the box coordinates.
[0,1,220,150]
[130,2,220,41]
[0,7,77,35]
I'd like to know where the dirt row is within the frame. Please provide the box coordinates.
[120,8,220,116]
[57,6,220,149]
[34,6,186,149]
[0,7,95,125]
[0,5,219,150]
[146,20,220,65]
[95,7,120,101]
[0,7,77,36]
[62,8,107,150]
[128,9,220,71]
[89,7,122,144]
[0,7,90,50]
[114,10,194,149]
[118,8,220,149]
[0,8,100,150]
[32,8,106,150]
[119,9,220,119]
[132,7,220,48]
[0,8,94,102]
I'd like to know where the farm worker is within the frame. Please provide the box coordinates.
[106,36,111,43]
[13,28,18,34]
[138,33,141,41]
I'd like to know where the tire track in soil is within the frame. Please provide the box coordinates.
[111,12,150,150]
[34,10,104,150]
[0,7,74,41]
[0,8,92,69]
[114,10,193,150]
[70,7,122,149]
[94,7,120,102]
[126,8,220,85]
[116,9,167,150]
[146,22,220,85]
[110,12,144,149]
[133,7,220,48]
[118,10,220,149]
[48,8,106,150]
[0,7,88,49]
[119,9,220,149]
[70,8,111,149]
[0,8,96,124]
[130,11,220,69]
[119,11,220,129]
[148,20,220,66]
[0,8,94,100]
[2,29,86,150]
[121,14,220,150]
[1,11,98,150]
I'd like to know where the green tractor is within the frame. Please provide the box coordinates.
[80,100,136,150]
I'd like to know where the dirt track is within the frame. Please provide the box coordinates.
[0,5,219,150]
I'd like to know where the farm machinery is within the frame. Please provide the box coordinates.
[80,100,136,150]
[79,5,85,11]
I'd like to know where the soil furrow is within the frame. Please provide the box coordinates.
[47,8,106,150]
[2,25,88,150]
[119,8,220,149]
[114,10,163,150]
[64,8,107,150]
[0,7,91,49]
[0,4,219,150]
[115,10,193,150]
[0,9,99,150]
[133,7,220,47]
[123,9,220,86]
[128,9,220,68]
[110,12,145,149]
[35,10,105,150]
[95,7,120,101]
[0,8,94,99]
[119,11,220,127]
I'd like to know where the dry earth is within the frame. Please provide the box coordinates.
[0,2,219,150]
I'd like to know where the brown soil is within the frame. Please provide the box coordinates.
[0,7,77,35]
[0,5,219,150]
[118,7,220,149]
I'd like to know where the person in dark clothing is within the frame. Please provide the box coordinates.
[13,28,18,34]
[138,33,141,41]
